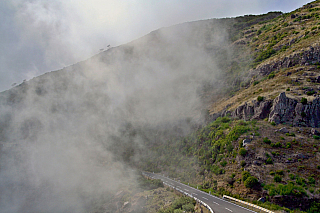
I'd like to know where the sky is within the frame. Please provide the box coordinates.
[0,0,313,92]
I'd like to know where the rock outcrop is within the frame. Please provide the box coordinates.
[268,92,298,124]
[231,99,273,120]
[212,92,320,127]
[251,44,320,77]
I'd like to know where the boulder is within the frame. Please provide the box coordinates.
[279,127,289,133]
[311,128,320,135]
[242,139,251,147]
[232,100,272,120]
[253,160,261,166]
[123,202,131,209]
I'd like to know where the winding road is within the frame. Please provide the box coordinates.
[143,172,256,213]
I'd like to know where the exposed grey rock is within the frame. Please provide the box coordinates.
[232,102,254,120]
[293,153,310,159]
[269,92,297,125]
[242,139,251,146]
[279,127,289,133]
[253,160,261,166]
[231,100,272,120]
[251,44,320,77]
[311,128,320,135]
[214,92,320,127]
[258,197,266,203]
[123,202,131,209]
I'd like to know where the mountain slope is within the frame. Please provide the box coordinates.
[1,1,320,212]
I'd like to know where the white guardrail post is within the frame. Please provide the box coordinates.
[222,195,275,213]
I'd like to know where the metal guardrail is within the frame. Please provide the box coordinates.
[142,172,214,213]
[164,182,215,213]
[223,195,274,213]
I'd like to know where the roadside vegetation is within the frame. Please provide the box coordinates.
[138,1,320,212]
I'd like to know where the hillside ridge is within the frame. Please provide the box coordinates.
[2,1,320,212]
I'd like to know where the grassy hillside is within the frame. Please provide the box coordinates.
[211,0,320,113]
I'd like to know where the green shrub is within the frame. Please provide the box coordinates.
[307,91,316,96]
[242,171,251,182]
[182,204,195,212]
[263,137,271,144]
[308,201,320,213]
[313,135,320,140]
[266,157,273,164]
[276,170,284,176]
[239,148,247,157]
[220,160,227,167]
[240,160,246,167]
[308,177,316,185]
[289,174,295,180]
[257,96,264,102]
[271,121,276,126]
[264,183,306,197]
[296,177,306,186]
[285,133,295,137]
[286,142,292,148]
[171,196,195,211]
[301,97,308,105]
[252,37,258,42]
[244,176,259,188]
[274,142,282,148]
[270,171,275,176]
[268,72,276,79]
[274,174,282,182]
[220,116,231,123]
[253,81,260,86]
[255,49,276,63]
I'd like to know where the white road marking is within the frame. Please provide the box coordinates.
[225,208,233,212]
[193,193,198,195]
[185,189,189,191]
[213,201,220,205]
[202,197,208,200]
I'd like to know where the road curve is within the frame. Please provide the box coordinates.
[143,172,256,213]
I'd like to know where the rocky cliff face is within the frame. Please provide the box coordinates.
[251,44,320,77]
[214,92,320,127]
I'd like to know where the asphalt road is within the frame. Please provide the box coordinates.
[143,172,256,213]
